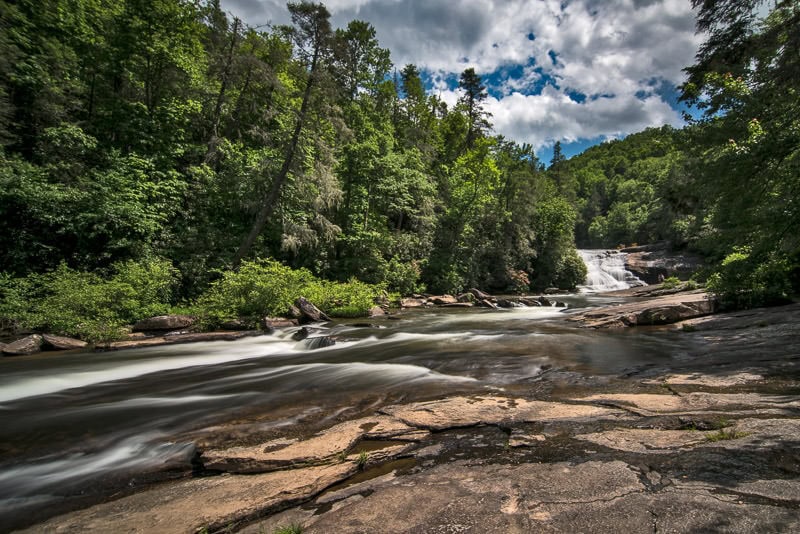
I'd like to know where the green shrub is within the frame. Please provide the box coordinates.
[662,276,681,289]
[707,247,792,309]
[553,248,589,290]
[0,259,178,342]
[194,259,384,325]
[384,257,422,295]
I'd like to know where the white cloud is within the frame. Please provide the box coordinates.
[221,0,704,150]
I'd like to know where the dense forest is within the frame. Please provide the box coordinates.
[0,0,797,340]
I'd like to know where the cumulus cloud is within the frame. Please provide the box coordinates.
[221,0,703,150]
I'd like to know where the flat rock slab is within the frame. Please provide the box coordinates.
[98,331,264,350]
[578,392,800,417]
[203,416,427,473]
[380,395,626,430]
[42,334,88,350]
[644,371,765,387]
[19,462,356,534]
[249,459,800,534]
[575,428,710,453]
[569,290,716,328]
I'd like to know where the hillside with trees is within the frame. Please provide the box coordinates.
[0,0,585,340]
[0,0,797,341]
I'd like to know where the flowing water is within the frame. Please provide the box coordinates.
[0,253,658,529]
[578,249,645,292]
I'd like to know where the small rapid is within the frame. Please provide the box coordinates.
[578,249,646,292]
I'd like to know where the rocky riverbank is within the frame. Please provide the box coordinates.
[16,292,800,533]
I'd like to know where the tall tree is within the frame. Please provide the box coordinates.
[233,1,333,266]
[458,67,490,150]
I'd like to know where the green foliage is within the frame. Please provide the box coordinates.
[272,524,303,534]
[706,248,792,309]
[0,259,177,342]
[662,276,681,289]
[195,259,383,326]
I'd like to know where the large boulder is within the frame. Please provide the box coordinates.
[469,288,493,301]
[302,336,336,350]
[400,298,426,308]
[295,297,331,324]
[430,295,458,305]
[622,243,704,284]
[132,315,195,332]
[42,334,88,351]
[368,306,386,317]
[3,334,44,356]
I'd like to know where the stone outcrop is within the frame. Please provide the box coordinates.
[41,334,88,350]
[97,331,262,350]
[2,334,43,355]
[132,315,195,332]
[295,297,331,323]
[569,290,716,328]
[621,243,704,284]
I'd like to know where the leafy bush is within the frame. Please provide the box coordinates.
[0,259,178,341]
[384,257,423,295]
[194,259,384,326]
[552,248,589,290]
[662,276,681,289]
[707,247,792,309]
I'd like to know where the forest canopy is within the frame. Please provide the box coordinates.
[0,0,797,340]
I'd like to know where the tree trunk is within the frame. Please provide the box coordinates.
[232,48,319,267]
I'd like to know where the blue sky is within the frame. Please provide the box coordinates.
[221,0,704,162]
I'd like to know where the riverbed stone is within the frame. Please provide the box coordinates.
[575,428,710,453]
[380,395,626,430]
[2,334,43,355]
[41,334,88,350]
[19,462,356,534]
[430,295,457,305]
[400,297,426,308]
[569,290,716,328]
[202,415,427,473]
[295,297,331,323]
[132,314,195,332]
[577,392,800,417]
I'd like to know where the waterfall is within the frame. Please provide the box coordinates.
[578,249,646,293]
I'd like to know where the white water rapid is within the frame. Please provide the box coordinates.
[578,249,646,292]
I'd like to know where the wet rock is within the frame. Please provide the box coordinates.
[622,243,704,284]
[577,392,800,417]
[431,295,458,305]
[287,304,302,319]
[469,288,493,301]
[21,463,357,534]
[575,428,709,454]
[645,372,765,388]
[569,291,716,328]
[295,297,331,324]
[400,298,426,308]
[368,306,386,317]
[519,298,541,307]
[41,334,88,351]
[508,430,546,448]
[262,317,298,330]
[442,302,474,308]
[477,299,498,309]
[496,299,517,308]
[2,334,43,356]
[98,331,262,350]
[380,395,626,431]
[302,336,336,350]
[555,301,568,308]
[457,293,476,303]
[537,296,552,306]
[220,319,251,331]
[292,327,310,341]
[202,416,425,474]
[132,315,195,332]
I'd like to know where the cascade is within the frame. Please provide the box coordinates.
[578,249,645,292]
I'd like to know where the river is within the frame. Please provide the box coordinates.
[0,253,683,530]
